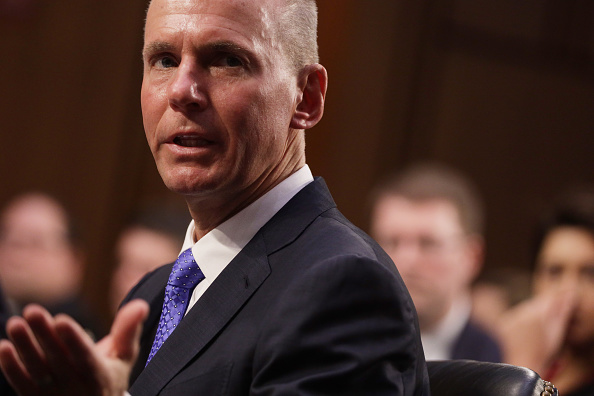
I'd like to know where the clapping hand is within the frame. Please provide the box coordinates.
[0,299,149,396]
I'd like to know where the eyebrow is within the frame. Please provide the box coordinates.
[207,41,249,54]
[142,41,176,59]
[143,40,250,57]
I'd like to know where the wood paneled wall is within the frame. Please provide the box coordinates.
[0,0,592,327]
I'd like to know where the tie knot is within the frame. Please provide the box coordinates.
[168,247,205,288]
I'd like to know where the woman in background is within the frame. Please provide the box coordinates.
[499,186,594,396]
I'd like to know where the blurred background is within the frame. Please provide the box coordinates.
[0,0,592,329]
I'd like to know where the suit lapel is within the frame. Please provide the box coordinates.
[129,234,270,396]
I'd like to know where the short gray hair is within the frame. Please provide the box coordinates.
[277,0,319,71]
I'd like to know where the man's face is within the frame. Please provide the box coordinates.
[0,197,81,304]
[534,226,594,348]
[371,196,479,328]
[110,227,180,312]
[142,0,302,201]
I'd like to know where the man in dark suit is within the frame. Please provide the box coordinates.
[369,162,502,363]
[0,0,430,394]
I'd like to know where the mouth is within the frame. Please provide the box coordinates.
[172,135,214,148]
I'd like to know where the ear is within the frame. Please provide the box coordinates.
[464,234,485,283]
[290,64,328,130]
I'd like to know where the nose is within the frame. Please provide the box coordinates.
[389,241,422,273]
[167,61,208,112]
[556,272,579,295]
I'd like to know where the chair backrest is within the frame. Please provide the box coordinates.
[427,360,558,396]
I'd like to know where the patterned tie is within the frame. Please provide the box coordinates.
[146,247,205,364]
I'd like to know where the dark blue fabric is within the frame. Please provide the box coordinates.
[124,178,430,396]
[451,320,503,363]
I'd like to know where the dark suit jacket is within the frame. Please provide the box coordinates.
[451,320,503,363]
[124,178,430,395]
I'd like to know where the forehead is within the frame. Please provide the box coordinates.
[539,227,594,263]
[145,0,280,44]
[374,196,463,232]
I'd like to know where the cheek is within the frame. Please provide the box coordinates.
[141,82,167,140]
[226,96,284,156]
[532,273,551,296]
[578,289,594,315]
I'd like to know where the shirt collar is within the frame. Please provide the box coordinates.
[180,165,314,281]
[420,295,472,360]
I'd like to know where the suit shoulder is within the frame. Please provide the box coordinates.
[296,207,394,269]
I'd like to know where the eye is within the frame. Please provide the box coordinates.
[581,265,594,282]
[212,54,244,68]
[224,55,243,67]
[538,263,563,279]
[418,237,442,253]
[155,55,178,69]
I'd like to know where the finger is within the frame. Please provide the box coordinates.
[548,291,578,336]
[22,305,72,379]
[54,313,99,368]
[109,299,149,362]
[54,314,103,386]
[554,289,578,316]
[0,339,39,396]
[5,316,50,382]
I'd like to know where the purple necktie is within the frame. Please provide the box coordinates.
[146,247,205,364]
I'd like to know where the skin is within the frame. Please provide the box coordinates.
[0,195,83,306]
[499,226,594,392]
[533,227,594,350]
[0,0,327,393]
[109,227,181,314]
[470,283,510,333]
[370,195,482,331]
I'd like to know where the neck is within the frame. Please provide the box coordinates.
[419,302,453,333]
[187,156,305,241]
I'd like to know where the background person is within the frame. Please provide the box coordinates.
[498,186,594,396]
[109,202,189,315]
[369,162,502,362]
[0,192,104,338]
[470,267,532,336]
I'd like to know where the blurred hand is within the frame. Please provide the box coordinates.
[497,290,576,375]
[0,299,149,396]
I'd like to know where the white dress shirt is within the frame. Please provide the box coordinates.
[420,295,472,361]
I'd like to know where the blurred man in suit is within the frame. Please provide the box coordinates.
[0,0,430,395]
[370,162,502,362]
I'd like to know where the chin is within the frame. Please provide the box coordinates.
[159,166,217,195]
[164,179,208,196]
